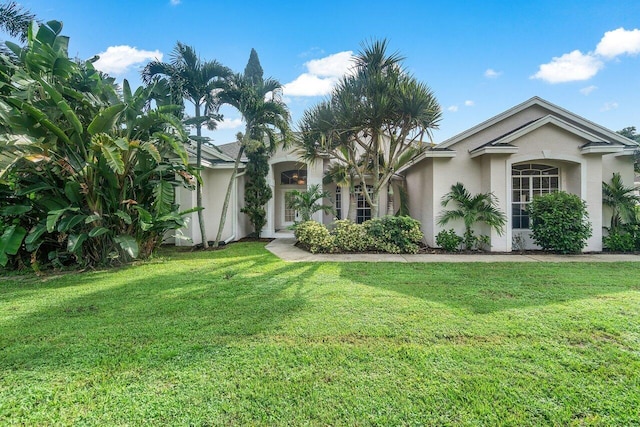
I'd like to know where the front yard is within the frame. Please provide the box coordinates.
[1,242,639,425]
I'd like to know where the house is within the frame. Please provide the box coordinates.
[175,97,638,252]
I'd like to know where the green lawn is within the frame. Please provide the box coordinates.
[1,243,639,426]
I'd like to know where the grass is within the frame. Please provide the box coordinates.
[1,242,639,426]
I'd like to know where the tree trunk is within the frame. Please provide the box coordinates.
[213,144,245,248]
[195,103,208,249]
[347,190,357,222]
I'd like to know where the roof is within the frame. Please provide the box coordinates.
[439,96,639,150]
[215,141,248,162]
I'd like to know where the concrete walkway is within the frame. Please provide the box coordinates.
[266,238,640,263]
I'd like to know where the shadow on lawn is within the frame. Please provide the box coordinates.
[0,243,321,371]
[337,261,640,314]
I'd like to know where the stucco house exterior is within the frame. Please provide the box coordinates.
[175,97,638,252]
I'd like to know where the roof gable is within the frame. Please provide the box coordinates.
[439,96,638,150]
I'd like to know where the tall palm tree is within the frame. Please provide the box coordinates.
[437,183,507,250]
[602,172,639,231]
[142,42,231,249]
[213,72,291,247]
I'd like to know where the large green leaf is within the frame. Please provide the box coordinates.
[152,180,174,215]
[88,227,109,238]
[115,235,138,259]
[115,210,132,225]
[57,213,87,233]
[25,222,46,252]
[37,76,83,138]
[100,142,125,175]
[139,141,161,163]
[46,207,78,232]
[87,104,126,135]
[0,205,32,216]
[0,225,27,266]
[67,233,88,253]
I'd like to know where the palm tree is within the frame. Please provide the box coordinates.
[602,172,639,231]
[297,39,441,218]
[287,184,334,222]
[437,183,507,250]
[142,42,231,249]
[0,1,36,43]
[213,69,291,247]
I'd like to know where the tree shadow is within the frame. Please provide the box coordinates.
[0,244,321,373]
[337,261,640,314]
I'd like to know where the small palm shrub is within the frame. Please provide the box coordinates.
[436,229,463,252]
[294,221,334,253]
[529,192,592,254]
[332,220,371,252]
[363,216,424,254]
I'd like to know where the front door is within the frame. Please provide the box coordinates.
[282,190,300,227]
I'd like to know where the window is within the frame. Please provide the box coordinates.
[355,185,372,224]
[281,169,306,185]
[335,186,342,220]
[512,163,559,229]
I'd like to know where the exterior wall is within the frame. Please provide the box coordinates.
[175,167,243,246]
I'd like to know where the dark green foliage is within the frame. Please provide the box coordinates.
[296,216,423,254]
[529,192,592,254]
[364,215,423,254]
[0,21,195,269]
[437,182,507,250]
[436,229,463,252]
[286,184,334,223]
[603,230,636,252]
[243,48,263,84]
[240,140,271,236]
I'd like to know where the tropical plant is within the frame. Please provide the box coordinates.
[436,229,463,252]
[142,42,231,249]
[298,39,441,218]
[213,50,291,245]
[240,139,271,236]
[323,162,357,221]
[528,191,592,254]
[0,1,36,43]
[437,183,507,250]
[0,21,194,269]
[286,184,334,223]
[602,172,639,232]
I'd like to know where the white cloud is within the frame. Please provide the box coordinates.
[530,50,603,83]
[595,28,640,58]
[447,105,459,112]
[93,45,162,75]
[600,102,619,112]
[283,51,354,97]
[217,117,243,130]
[464,100,474,107]
[580,85,597,95]
[484,68,502,78]
[170,0,181,5]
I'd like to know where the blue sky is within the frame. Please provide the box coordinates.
[18,0,640,145]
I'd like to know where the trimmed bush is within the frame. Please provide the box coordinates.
[363,216,424,254]
[603,231,636,252]
[294,221,334,253]
[529,192,592,254]
[436,229,463,252]
[332,220,372,252]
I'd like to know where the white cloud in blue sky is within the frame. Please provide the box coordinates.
[283,51,354,97]
[484,69,502,79]
[595,28,640,58]
[580,85,598,95]
[170,0,181,5]
[93,46,162,75]
[532,28,640,84]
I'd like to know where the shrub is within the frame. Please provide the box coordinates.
[363,216,423,254]
[294,221,334,253]
[603,231,636,252]
[436,229,463,252]
[332,220,371,252]
[529,192,592,254]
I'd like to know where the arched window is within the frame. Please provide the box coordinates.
[512,163,559,229]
